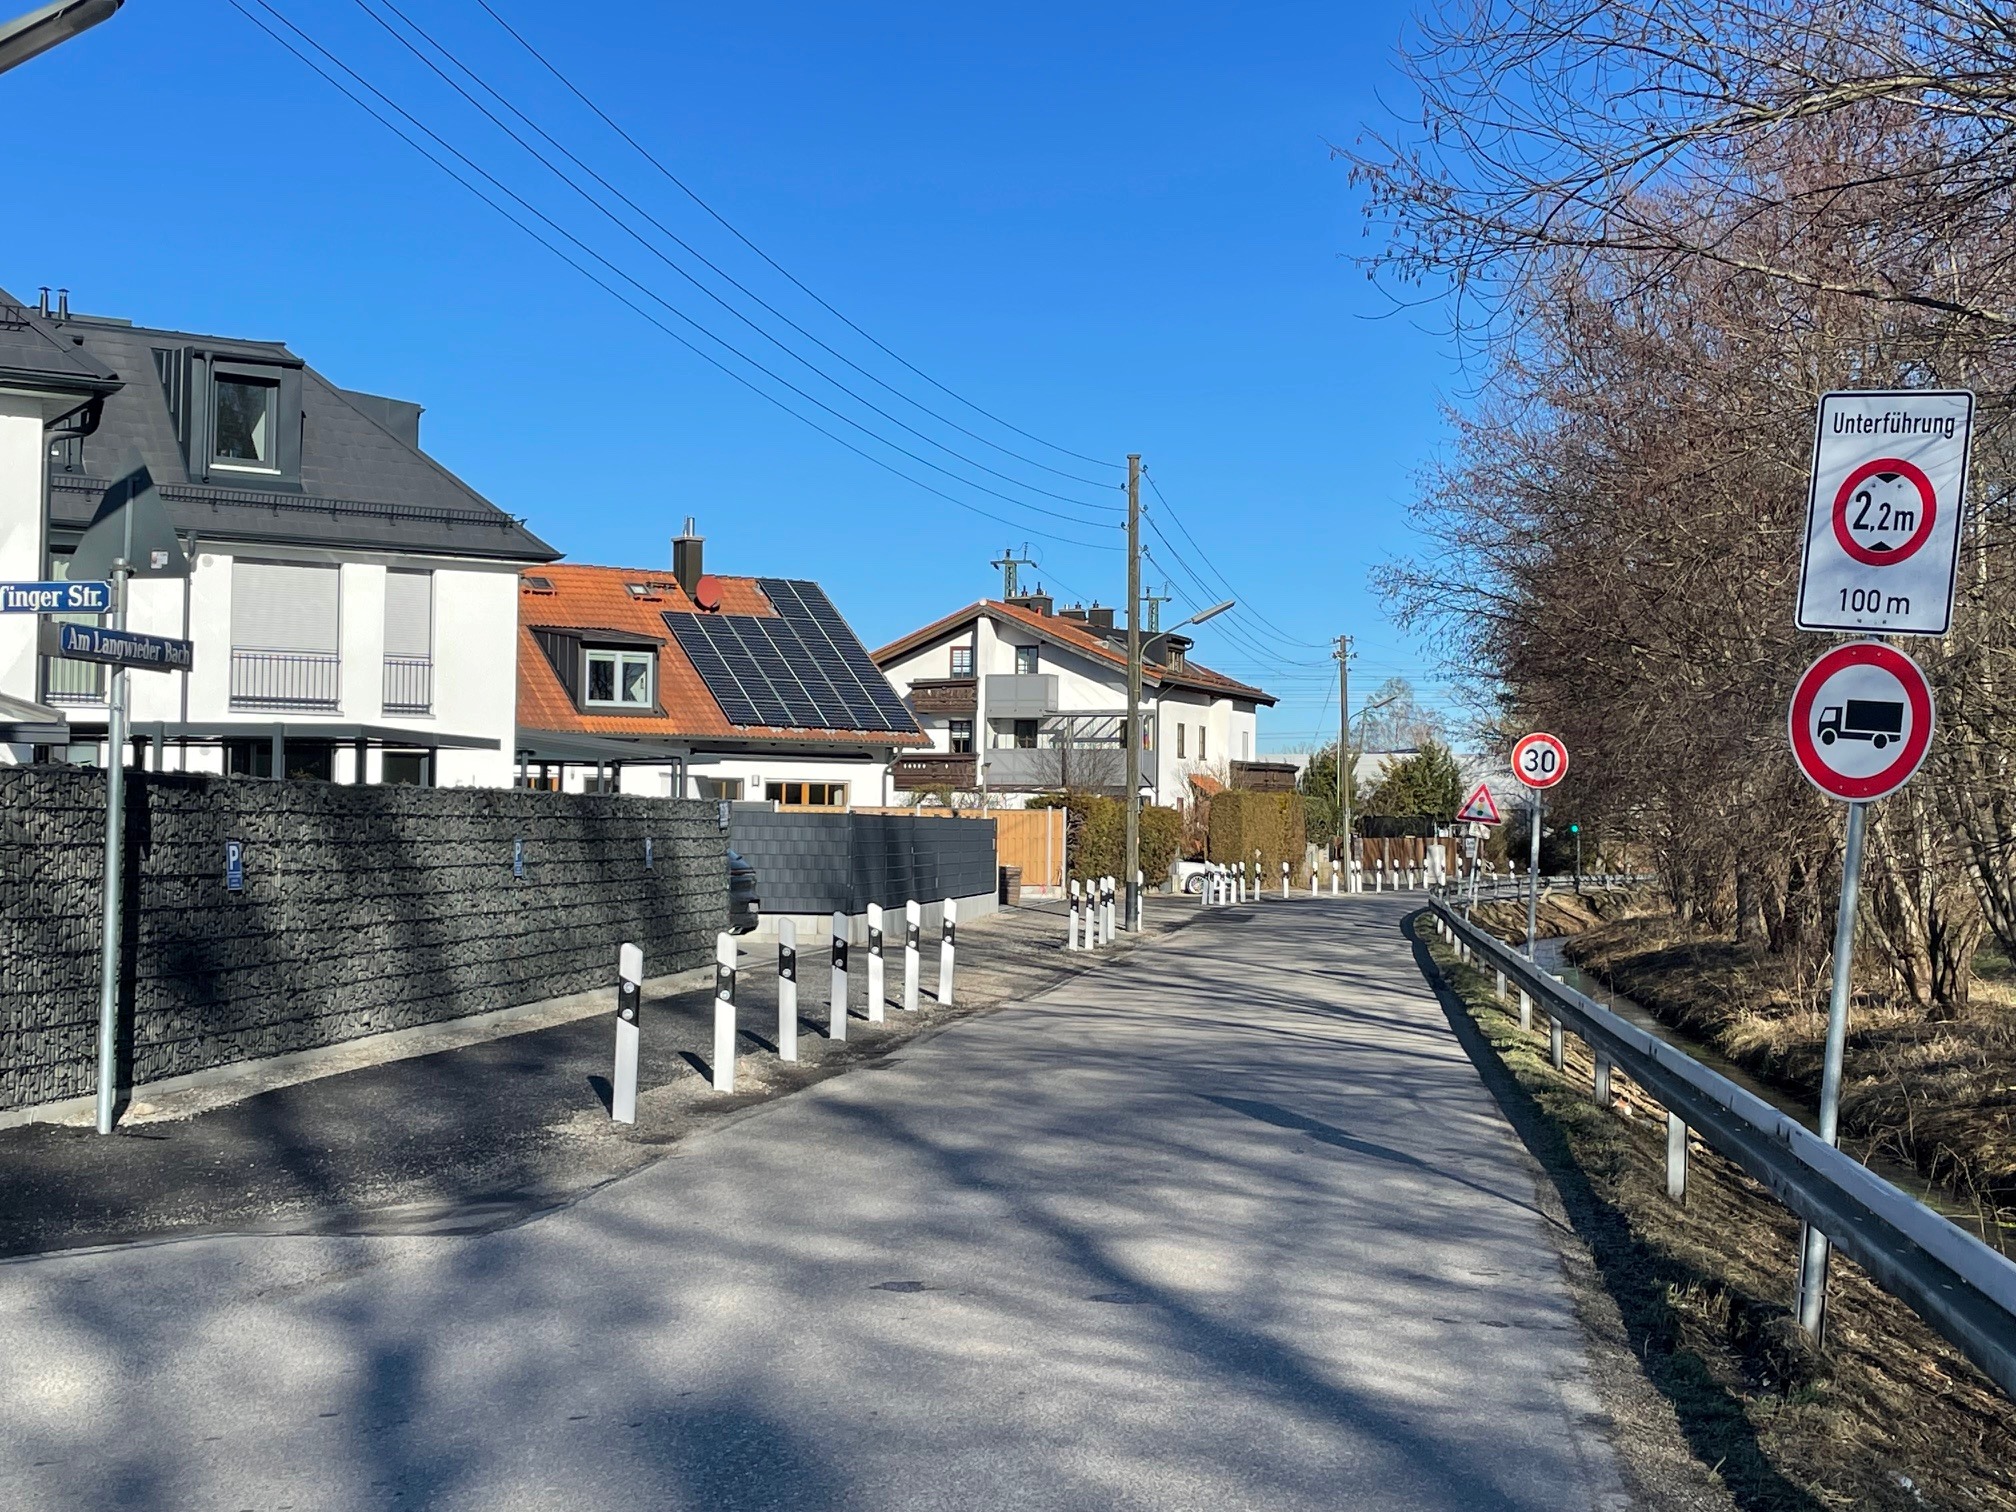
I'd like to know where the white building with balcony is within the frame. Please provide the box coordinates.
[0,288,553,784]
[872,591,1275,808]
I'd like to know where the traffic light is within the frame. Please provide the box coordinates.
[1569,823,1580,834]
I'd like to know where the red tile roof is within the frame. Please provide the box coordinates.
[873,600,1276,706]
[519,563,927,746]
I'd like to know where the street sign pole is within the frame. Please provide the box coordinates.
[1525,790,1541,959]
[93,556,131,1135]
[1797,798,1868,1340]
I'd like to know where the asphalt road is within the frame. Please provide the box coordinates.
[0,895,1630,1511]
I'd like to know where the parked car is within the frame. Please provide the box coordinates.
[728,849,760,934]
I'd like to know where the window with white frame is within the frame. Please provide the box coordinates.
[949,718,974,754]
[1176,723,1186,759]
[950,644,974,677]
[213,376,279,469]
[585,647,653,708]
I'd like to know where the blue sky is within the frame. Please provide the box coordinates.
[6,0,1463,750]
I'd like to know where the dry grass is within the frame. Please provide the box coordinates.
[1567,917,2016,1210]
[1416,917,2016,1511]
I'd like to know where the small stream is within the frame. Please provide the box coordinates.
[1530,937,2016,1257]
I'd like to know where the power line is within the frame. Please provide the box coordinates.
[227,0,1120,553]
[1140,468,1333,651]
[474,0,1122,477]
[235,0,1119,551]
[354,0,1124,513]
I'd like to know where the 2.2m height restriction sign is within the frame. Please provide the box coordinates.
[1796,389,1973,636]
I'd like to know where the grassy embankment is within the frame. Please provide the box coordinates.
[1413,915,2016,1511]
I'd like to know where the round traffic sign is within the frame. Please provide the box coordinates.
[1787,641,1934,802]
[1832,457,1936,567]
[1511,732,1568,789]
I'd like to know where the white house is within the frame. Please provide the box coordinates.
[513,523,928,803]
[0,287,553,786]
[872,590,1275,809]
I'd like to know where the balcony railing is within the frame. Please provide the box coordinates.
[230,648,340,713]
[383,655,433,716]
[43,654,104,707]
[908,677,976,716]
[891,752,978,790]
[983,673,1058,719]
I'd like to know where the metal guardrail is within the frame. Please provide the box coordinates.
[1426,895,2016,1398]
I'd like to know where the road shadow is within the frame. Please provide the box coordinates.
[1402,913,1824,1512]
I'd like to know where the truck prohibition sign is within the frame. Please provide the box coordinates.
[1788,641,1934,802]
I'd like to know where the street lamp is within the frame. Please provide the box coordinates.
[0,0,122,76]
[1125,596,1235,931]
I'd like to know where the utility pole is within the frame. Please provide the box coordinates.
[1143,583,1173,634]
[1334,635,1350,890]
[990,544,1035,600]
[1124,454,1143,931]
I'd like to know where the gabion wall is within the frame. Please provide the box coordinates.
[0,767,725,1111]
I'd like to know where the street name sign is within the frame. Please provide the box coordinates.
[1796,390,1973,636]
[0,580,111,614]
[1456,781,1503,824]
[1787,641,1934,802]
[39,621,194,673]
[1511,732,1569,790]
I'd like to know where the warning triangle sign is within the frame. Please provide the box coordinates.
[1456,782,1503,825]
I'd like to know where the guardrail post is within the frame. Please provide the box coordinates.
[903,900,921,1010]
[1666,1110,1688,1202]
[937,897,957,1006]
[1329,862,1338,897]
[867,904,886,1023]
[1104,877,1116,943]
[1068,879,1082,948]
[830,911,849,1043]
[1594,1052,1613,1108]
[612,941,642,1124]
[1281,859,1290,899]
[713,933,737,1093]
[1549,1017,1565,1071]
[1517,988,1531,1032]
[777,920,798,1062]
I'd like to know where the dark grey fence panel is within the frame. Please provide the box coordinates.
[729,810,996,914]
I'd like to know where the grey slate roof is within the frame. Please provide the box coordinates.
[0,298,117,395]
[0,286,556,564]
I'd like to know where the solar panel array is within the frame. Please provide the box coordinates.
[665,578,920,734]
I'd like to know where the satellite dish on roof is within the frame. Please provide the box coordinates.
[694,574,723,612]
[70,456,190,582]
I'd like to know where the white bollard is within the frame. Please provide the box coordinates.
[612,941,642,1123]
[867,903,887,1021]
[777,919,798,1062]
[713,933,737,1093]
[1235,865,1245,904]
[937,897,957,1005]
[903,900,921,1010]
[1068,879,1082,948]
[1281,859,1289,900]
[1375,860,1384,893]
[1310,865,1319,899]
[1135,868,1145,931]
[1329,862,1338,897]
[830,910,848,1043]
[1102,877,1115,944]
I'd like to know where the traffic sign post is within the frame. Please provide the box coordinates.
[1785,641,1936,1343]
[1795,390,1973,637]
[1511,733,1568,959]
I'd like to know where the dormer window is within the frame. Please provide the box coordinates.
[214,375,279,469]
[585,647,653,708]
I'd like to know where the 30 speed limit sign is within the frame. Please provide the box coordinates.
[1511,732,1568,789]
